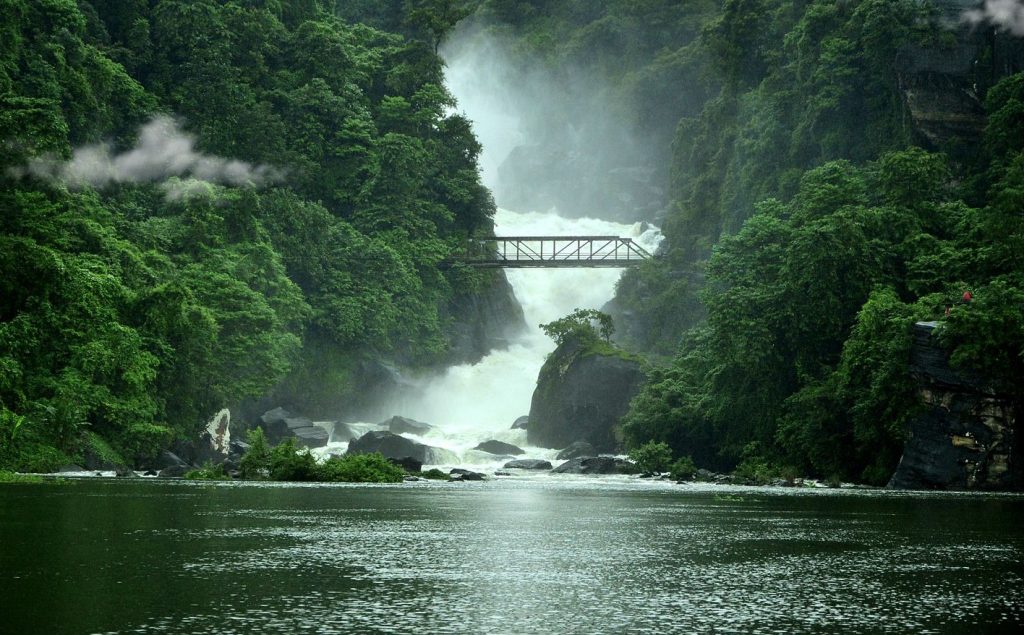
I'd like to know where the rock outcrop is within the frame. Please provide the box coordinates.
[474,440,525,456]
[443,270,527,365]
[527,337,646,452]
[258,407,329,448]
[897,1,1024,150]
[888,322,1020,490]
[503,459,552,470]
[556,441,597,460]
[382,415,433,436]
[347,430,457,466]
[551,456,639,475]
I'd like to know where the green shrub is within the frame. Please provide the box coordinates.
[628,440,672,473]
[315,453,404,483]
[0,469,45,484]
[670,456,698,480]
[269,438,317,481]
[185,462,229,480]
[421,468,448,480]
[239,427,271,479]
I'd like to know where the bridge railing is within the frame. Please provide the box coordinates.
[453,236,653,268]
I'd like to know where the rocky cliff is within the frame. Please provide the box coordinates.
[888,322,1020,490]
[443,269,526,365]
[527,337,646,452]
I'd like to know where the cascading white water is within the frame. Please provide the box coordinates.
[314,212,661,469]
[314,29,662,469]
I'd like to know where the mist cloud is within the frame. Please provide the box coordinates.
[11,116,281,196]
[963,0,1024,35]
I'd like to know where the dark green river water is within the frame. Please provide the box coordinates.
[1,477,1022,634]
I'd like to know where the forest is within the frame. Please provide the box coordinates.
[477,0,1024,483]
[2,0,1022,485]
[0,0,495,471]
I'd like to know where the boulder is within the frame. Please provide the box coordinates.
[331,422,358,443]
[474,440,525,456]
[511,415,529,430]
[152,450,188,470]
[503,459,552,470]
[382,415,433,436]
[527,337,645,452]
[228,441,249,460]
[552,456,639,475]
[158,465,189,478]
[389,456,423,473]
[347,430,452,466]
[556,441,597,460]
[292,425,329,449]
[450,468,485,481]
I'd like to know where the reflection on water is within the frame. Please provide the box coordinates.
[1,479,1022,634]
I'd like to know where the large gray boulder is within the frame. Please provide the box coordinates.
[474,440,525,456]
[257,407,329,448]
[552,456,639,475]
[527,337,646,452]
[503,459,552,470]
[347,431,456,465]
[382,416,433,436]
[556,441,596,460]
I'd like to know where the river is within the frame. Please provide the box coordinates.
[1,479,1022,634]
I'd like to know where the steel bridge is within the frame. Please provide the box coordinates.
[453,236,653,268]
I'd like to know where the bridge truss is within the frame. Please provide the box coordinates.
[454,236,653,268]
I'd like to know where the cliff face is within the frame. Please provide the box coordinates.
[899,1,1024,149]
[888,322,1020,490]
[444,270,526,365]
[527,337,646,452]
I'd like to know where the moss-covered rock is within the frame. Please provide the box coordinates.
[527,336,646,452]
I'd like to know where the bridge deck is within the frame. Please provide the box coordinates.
[453,236,652,268]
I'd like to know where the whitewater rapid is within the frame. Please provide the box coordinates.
[315,208,661,470]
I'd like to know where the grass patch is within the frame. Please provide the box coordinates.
[0,469,47,484]
[185,462,229,480]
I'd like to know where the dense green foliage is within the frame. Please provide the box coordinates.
[627,440,671,474]
[540,308,613,346]
[487,1,1024,484]
[0,0,494,471]
[236,435,405,483]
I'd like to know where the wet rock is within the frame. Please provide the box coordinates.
[494,471,512,476]
[115,466,136,478]
[503,459,552,470]
[528,337,645,452]
[228,441,249,460]
[292,425,329,449]
[143,470,158,477]
[158,465,190,478]
[389,456,423,473]
[556,441,597,461]
[889,322,1020,490]
[382,415,434,436]
[149,450,188,471]
[474,440,525,456]
[449,468,485,481]
[444,270,527,365]
[331,422,358,442]
[511,415,529,430]
[552,456,639,475]
[347,430,452,466]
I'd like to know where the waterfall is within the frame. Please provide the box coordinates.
[315,29,662,469]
